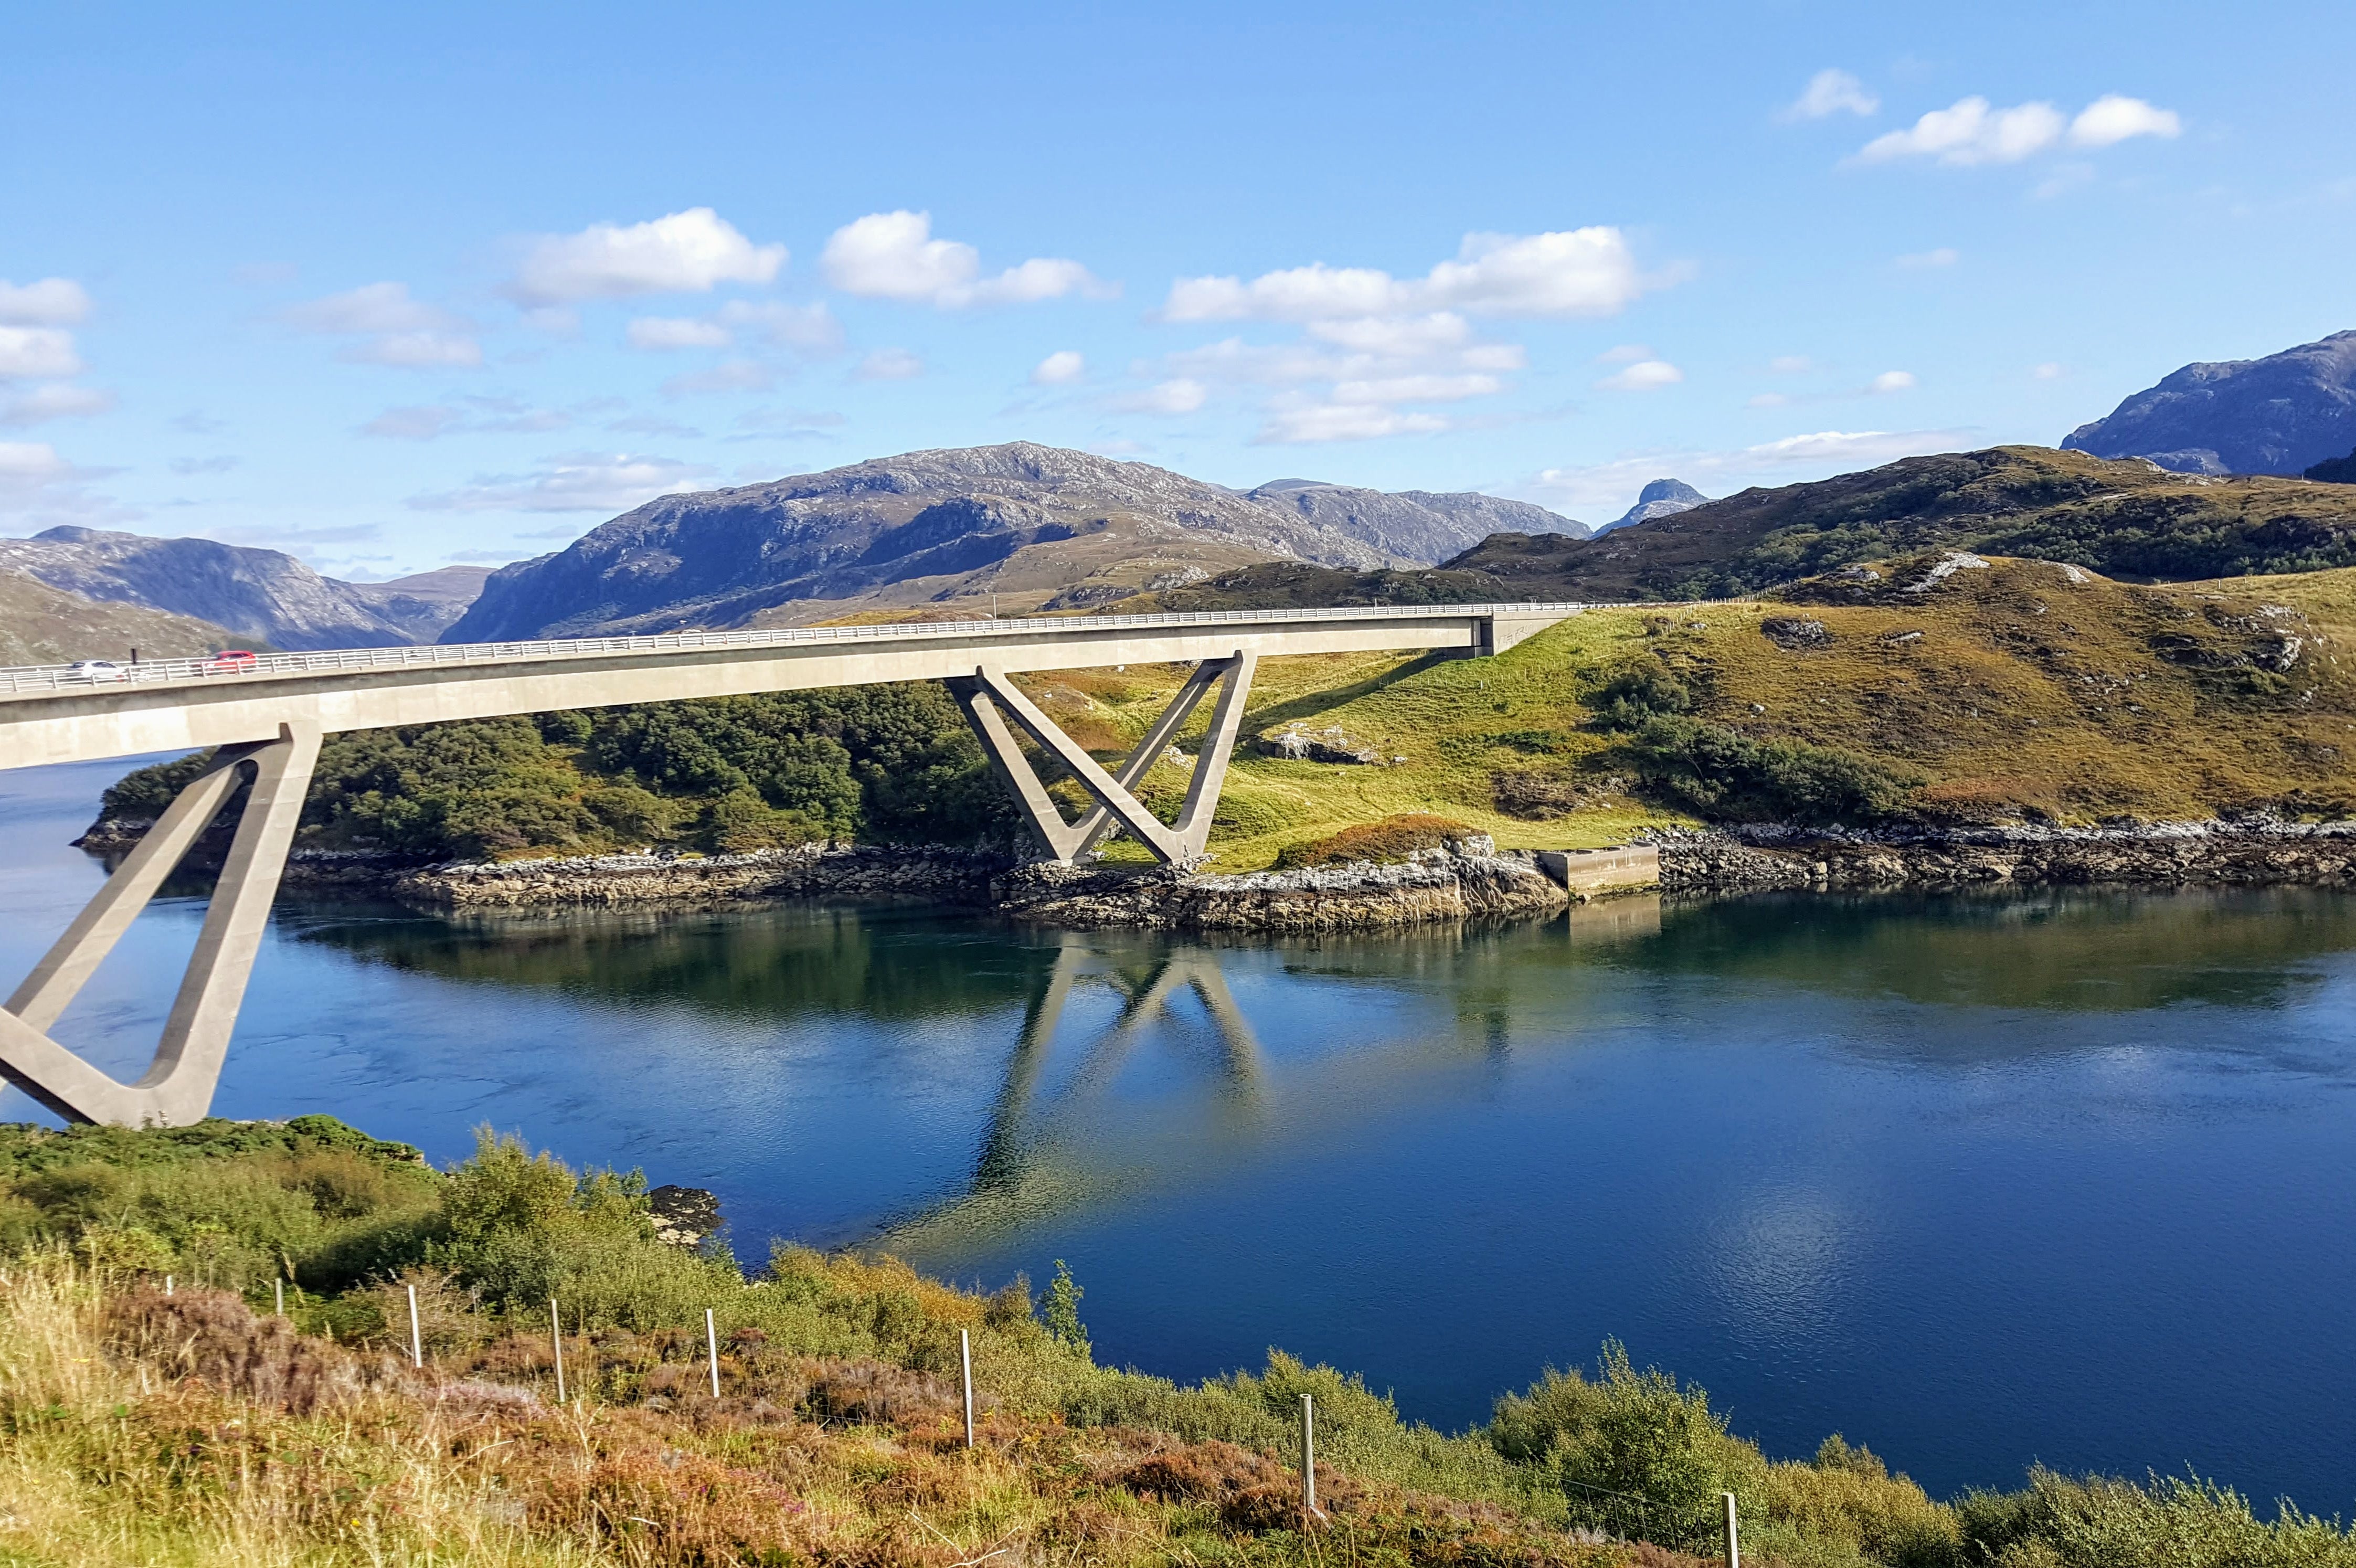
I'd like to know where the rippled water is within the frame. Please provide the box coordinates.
[6,757,2356,1508]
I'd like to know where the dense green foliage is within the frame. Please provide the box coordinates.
[101,683,1021,861]
[1587,654,1921,825]
[6,1117,2349,1568]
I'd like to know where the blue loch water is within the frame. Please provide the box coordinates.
[6,755,2355,1509]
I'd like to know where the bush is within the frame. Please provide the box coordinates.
[1626,716,1919,825]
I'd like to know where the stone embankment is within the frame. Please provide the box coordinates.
[1655,819,2356,894]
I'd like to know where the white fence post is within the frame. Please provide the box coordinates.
[705,1308,720,1398]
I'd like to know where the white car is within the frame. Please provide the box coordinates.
[66,660,129,683]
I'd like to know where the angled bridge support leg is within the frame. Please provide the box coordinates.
[0,721,320,1126]
[948,654,1257,867]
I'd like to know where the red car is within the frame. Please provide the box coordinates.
[203,650,259,674]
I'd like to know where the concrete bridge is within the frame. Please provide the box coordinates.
[0,602,1579,1127]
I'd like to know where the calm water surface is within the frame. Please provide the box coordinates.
[6,757,2356,1508]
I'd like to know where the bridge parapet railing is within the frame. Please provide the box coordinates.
[0,601,1617,697]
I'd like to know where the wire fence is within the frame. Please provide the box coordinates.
[0,601,1622,698]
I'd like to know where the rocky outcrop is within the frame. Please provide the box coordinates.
[1257,723,1386,763]
[1657,820,2356,894]
[377,843,1006,908]
[994,847,1575,931]
[2063,330,2356,475]
[1593,478,1707,537]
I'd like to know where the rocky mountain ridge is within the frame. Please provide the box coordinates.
[446,442,1575,641]
[0,529,491,652]
[2063,329,2356,475]
[1594,478,1707,537]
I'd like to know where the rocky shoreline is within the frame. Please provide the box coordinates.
[77,814,2356,931]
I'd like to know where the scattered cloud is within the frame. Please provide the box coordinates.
[1333,373,1501,404]
[0,278,93,326]
[1897,247,1960,268]
[730,407,845,441]
[1769,355,1813,373]
[1858,93,2179,166]
[1113,378,1208,415]
[1784,69,1879,121]
[1,384,114,425]
[1163,226,1654,322]
[1032,349,1086,385]
[820,211,1113,309]
[409,452,717,513]
[855,347,924,381]
[507,208,785,305]
[1525,428,1976,510]
[361,397,576,439]
[1748,393,1791,408]
[1256,404,1449,444]
[173,411,229,435]
[627,315,733,351]
[0,439,130,523]
[1871,370,1918,393]
[2032,362,2067,380]
[1597,359,1683,391]
[1595,343,1655,365]
[607,414,704,438]
[2070,95,2181,147]
[169,455,239,476]
[0,327,83,380]
[624,300,843,356]
[2031,161,2098,200]
[284,282,482,368]
[663,360,777,396]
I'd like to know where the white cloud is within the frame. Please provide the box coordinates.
[0,327,83,380]
[628,315,734,351]
[663,360,776,396]
[819,211,1112,309]
[0,384,113,424]
[1769,354,1813,373]
[1526,428,1976,509]
[1332,373,1501,404]
[856,347,925,382]
[2069,94,2181,147]
[1872,370,1917,393]
[1257,404,1450,444]
[1858,97,2066,165]
[1306,312,1472,355]
[1598,359,1684,391]
[1164,226,1651,322]
[0,440,72,485]
[0,279,93,326]
[1032,350,1086,384]
[1595,343,1654,365]
[1860,93,2179,167]
[345,331,483,368]
[364,406,460,440]
[409,452,717,513]
[716,300,843,353]
[284,283,481,368]
[1897,247,1960,268]
[0,439,130,523]
[283,281,460,334]
[1786,69,1879,120]
[508,208,785,304]
[1114,377,1208,415]
[2032,362,2066,380]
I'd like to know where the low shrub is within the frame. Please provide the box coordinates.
[1272,813,1481,870]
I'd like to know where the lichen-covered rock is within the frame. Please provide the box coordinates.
[1257,723,1384,764]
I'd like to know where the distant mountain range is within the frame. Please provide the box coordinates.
[0,527,493,652]
[1145,446,2356,609]
[448,443,1583,642]
[2063,330,2356,475]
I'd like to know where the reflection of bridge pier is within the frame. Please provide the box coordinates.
[0,602,1573,1125]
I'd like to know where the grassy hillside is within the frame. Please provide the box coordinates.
[0,574,254,664]
[2,1118,2348,1568]
[92,557,2356,868]
[1142,447,2356,610]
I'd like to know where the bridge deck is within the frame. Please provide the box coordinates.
[0,602,1585,769]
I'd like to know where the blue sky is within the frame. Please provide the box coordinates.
[4,1,2351,578]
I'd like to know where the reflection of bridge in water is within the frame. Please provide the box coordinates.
[879,900,1663,1255]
